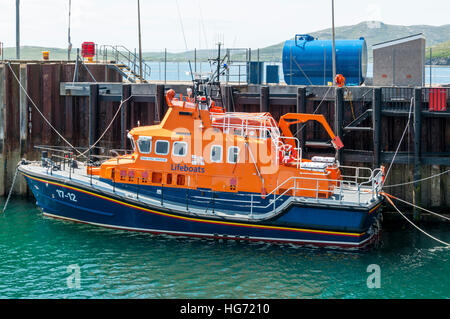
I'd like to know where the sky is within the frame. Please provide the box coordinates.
[0,0,449,52]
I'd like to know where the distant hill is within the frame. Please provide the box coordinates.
[2,21,450,64]
[254,21,450,63]
[1,46,70,60]
[429,41,450,65]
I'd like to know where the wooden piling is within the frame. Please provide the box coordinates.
[334,87,344,162]
[296,86,307,152]
[18,64,28,194]
[413,88,422,220]
[373,88,382,168]
[27,63,43,159]
[121,84,132,149]
[89,84,99,156]
[4,63,21,195]
[155,84,165,124]
[224,85,234,112]
[260,86,270,113]
[0,65,6,196]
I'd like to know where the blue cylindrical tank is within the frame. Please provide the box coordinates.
[282,34,367,86]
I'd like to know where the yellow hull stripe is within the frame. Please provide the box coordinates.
[23,173,368,238]
[369,204,382,214]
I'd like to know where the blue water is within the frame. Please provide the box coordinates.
[146,62,450,85]
[0,198,449,299]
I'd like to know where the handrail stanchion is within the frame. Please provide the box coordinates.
[293,180,296,197]
[316,179,319,200]
[136,176,140,199]
[273,192,276,211]
[186,189,189,211]
[250,194,253,219]
[358,185,361,205]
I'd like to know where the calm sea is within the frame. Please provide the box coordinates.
[0,198,448,299]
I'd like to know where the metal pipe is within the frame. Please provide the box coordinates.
[68,0,72,61]
[429,48,432,87]
[331,0,336,85]
[16,0,20,59]
[137,0,143,82]
[164,48,167,84]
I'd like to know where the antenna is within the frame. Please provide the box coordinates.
[216,42,221,83]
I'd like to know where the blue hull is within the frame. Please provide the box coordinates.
[22,172,383,249]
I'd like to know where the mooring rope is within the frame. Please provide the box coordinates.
[2,164,20,214]
[175,0,189,52]
[6,62,85,158]
[383,169,450,189]
[383,192,450,222]
[382,97,414,189]
[76,94,134,159]
[385,195,450,247]
[7,62,134,161]
[345,87,356,120]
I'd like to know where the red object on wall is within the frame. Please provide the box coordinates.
[429,88,447,111]
[81,42,96,58]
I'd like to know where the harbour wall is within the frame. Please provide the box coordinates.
[0,61,449,213]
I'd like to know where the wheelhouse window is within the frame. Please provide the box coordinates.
[227,146,240,164]
[137,136,152,154]
[173,141,188,157]
[155,140,170,155]
[128,133,137,152]
[211,145,223,163]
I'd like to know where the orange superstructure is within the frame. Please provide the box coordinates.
[95,89,344,199]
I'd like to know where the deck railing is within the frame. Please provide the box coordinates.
[34,145,383,218]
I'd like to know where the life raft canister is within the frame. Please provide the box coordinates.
[335,74,346,88]
[279,144,298,165]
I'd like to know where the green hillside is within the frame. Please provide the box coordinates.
[428,41,450,65]
[1,46,70,60]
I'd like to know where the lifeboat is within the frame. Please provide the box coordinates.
[18,87,384,249]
